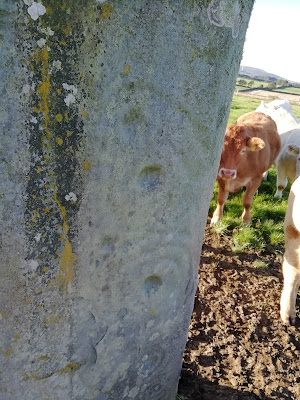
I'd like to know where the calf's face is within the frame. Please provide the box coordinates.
[218,125,265,180]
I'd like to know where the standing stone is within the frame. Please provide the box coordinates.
[0,1,254,399]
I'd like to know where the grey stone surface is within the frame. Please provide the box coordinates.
[0,1,254,399]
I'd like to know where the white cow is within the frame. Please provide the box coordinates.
[275,129,300,197]
[255,100,300,197]
[280,176,300,325]
[255,100,300,134]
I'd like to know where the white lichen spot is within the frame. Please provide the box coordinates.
[41,26,54,36]
[65,192,77,202]
[34,233,42,242]
[207,0,242,38]
[128,387,139,399]
[52,60,62,70]
[22,84,31,94]
[22,259,39,272]
[23,0,33,5]
[37,38,46,48]
[62,83,78,95]
[64,93,76,106]
[30,116,38,124]
[62,83,78,107]
[28,2,46,21]
[96,0,107,3]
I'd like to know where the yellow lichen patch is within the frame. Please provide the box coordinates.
[1,312,6,318]
[82,110,87,118]
[46,131,52,140]
[62,23,71,36]
[56,88,62,94]
[64,113,70,122]
[43,267,49,272]
[82,160,91,171]
[100,3,113,19]
[55,114,63,122]
[47,279,56,289]
[123,64,131,76]
[56,238,77,292]
[38,355,50,362]
[53,184,77,292]
[57,361,86,374]
[53,184,66,218]
[37,167,42,173]
[38,305,43,310]
[56,137,63,146]
[5,349,12,357]
[49,315,59,325]
[35,48,50,131]
[13,333,20,343]
[25,296,33,305]
[66,131,72,137]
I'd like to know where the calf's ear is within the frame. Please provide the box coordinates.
[287,144,300,156]
[246,137,265,151]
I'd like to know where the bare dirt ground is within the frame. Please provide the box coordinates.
[236,90,300,105]
[178,224,300,400]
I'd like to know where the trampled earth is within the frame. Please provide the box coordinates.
[178,224,300,400]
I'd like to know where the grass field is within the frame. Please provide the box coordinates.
[208,94,297,253]
[275,86,300,95]
[229,94,300,122]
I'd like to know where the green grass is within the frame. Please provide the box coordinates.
[228,95,261,124]
[229,94,300,122]
[209,92,300,253]
[290,103,300,119]
[275,86,300,95]
[209,168,289,253]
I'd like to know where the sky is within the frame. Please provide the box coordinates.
[241,0,300,83]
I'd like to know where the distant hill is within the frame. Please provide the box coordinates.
[239,66,286,82]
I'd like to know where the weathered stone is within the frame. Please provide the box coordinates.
[0,1,254,399]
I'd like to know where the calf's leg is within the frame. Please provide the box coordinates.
[275,160,288,198]
[241,176,262,223]
[211,184,229,225]
[280,257,300,325]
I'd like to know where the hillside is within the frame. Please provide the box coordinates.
[239,65,285,82]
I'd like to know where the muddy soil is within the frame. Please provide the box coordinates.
[178,224,300,400]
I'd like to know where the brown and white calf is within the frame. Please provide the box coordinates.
[211,112,281,225]
[280,176,300,325]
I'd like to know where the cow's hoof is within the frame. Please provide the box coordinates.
[210,216,220,226]
[274,192,282,199]
[280,311,296,326]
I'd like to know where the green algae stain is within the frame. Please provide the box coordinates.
[124,107,145,123]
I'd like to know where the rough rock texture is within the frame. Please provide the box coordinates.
[0,1,254,399]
